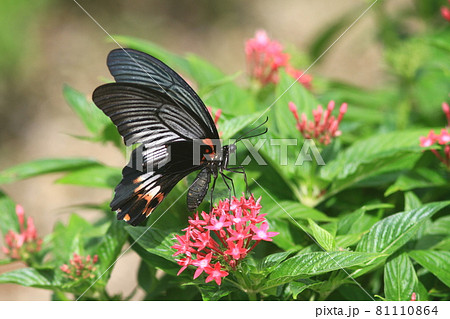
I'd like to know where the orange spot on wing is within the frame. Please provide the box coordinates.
[202,138,214,148]
[123,214,131,222]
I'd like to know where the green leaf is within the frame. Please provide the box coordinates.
[384,252,420,301]
[385,168,448,196]
[0,158,101,184]
[219,112,265,142]
[0,191,19,234]
[0,259,14,265]
[258,251,292,272]
[320,130,430,198]
[264,251,382,289]
[203,82,256,115]
[268,218,303,251]
[404,191,422,211]
[185,54,225,89]
[265,200,333,222]
[56,165,121,188]
[137,261,156,295]
[125,226,177,262]
[337,203,392,236]
[96,220,128,275]
[50,214,104,263]
[63,85,110,135]
[198,283,235,301]
[0,268,58,288]
[289,279,322,299]
[357,201,450,255]
[308,219,336,251]
[409,250,450,288]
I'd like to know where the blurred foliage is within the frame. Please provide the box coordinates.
[0,1,450,301]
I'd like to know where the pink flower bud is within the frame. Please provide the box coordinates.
[442,7,450,22]
[16,205,25,231]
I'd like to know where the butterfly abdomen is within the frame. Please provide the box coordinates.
[187,168,211,211]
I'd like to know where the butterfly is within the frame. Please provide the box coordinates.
[93,48,266,226]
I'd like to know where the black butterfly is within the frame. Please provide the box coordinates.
[93,48,265,226]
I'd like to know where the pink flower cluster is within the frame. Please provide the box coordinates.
[289,100,348,145]
[172,195,278,285]
[245,30,312,88]
[2,205,42,261]
[419,102,450,168]
[442,0,450,22]
[60,253,99,280]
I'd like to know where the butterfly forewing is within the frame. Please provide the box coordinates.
[107,48,219,138]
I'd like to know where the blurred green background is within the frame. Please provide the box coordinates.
[0,0,446,300]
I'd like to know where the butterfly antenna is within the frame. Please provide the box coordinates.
[235,117,269,143]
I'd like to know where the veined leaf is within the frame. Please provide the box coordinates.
[320,130,430,198]
[0,191,19,234]
[125,226,177,262]
[385,168,448,196]
[409,250,450,288]
[96,220,128,277]
[357,201,450,254]
[384,252,420,301]
[265,200,333,222]
[264,251,382,289]
[0,158,101,184]
[0,268,58,288]
[308,219,336,251]
[289,279,322,299]
[220,112,265,142]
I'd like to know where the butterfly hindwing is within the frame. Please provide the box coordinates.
[112,142,203,225]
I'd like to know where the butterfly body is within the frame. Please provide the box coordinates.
[93,48,236,226]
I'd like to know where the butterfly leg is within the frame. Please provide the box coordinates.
[220,171,236,205]
[209,175,218,211]
[224,166,248,196]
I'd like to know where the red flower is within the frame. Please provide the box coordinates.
[245,30,289,86]
[441,1,450,22]
[171,195,278,285]
[411,292,417,301]
[437,129,450,145]
[285,65,313,90]
[192,253,213,279]
[251,222,279,242]
[60,253,99,280]
[419,130,438,147]
[224,240,247,260]
[419,100,450,168]
[205,262,229,286]
[2,205,42,263]
[245,30,313,89]
[289,100,348,145]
